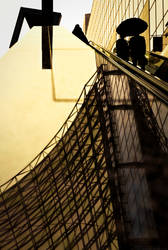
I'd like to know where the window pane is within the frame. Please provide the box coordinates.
[157,22,164,36]
[150,0,155,8]
[134,0,138,14]
[130,1,134,17]
[156,0,163,27]
[164,0,168,15]
[150,4,156,35]
[139,0,143,15]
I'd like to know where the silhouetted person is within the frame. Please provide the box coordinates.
[129,34,147,69]
[116,34,129,61]
[72,24,89,45]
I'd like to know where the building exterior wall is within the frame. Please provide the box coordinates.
[0,26,96,185]
[149,0,168,54]
[86,1,168,248]
[83,13,91,34]
[87,0,168,55]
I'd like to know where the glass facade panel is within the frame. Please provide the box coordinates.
[130,1,134,17]
[87,0,168,54]
[164,0,168,15]
[150,3,156,35]
[157,22,164,36]
[134,0,138,13]
[125,0,129,9]
[164,11,168,27]
[156,0,163,28]
[150,0,155,8]
[139,0,144,14]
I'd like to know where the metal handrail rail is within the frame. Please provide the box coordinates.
[149,51,168,62]
[89,41,168,105]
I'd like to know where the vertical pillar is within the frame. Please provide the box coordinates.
[42,0,53,23]
[42,0,53,69]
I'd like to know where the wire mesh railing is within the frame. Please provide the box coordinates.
[94,47,168,249]
[0,67,121,250]
[0,70,98,192]
[0,38,168,249]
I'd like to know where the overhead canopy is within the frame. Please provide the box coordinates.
[116,18,148,36]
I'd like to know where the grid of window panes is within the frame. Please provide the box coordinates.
[149,0,168,51]
[87,0,168,52]
[87,0,148,49]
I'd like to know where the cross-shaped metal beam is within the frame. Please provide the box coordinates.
[9,0,62,69]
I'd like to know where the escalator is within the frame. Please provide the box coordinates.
[89,40,168,104]
[90,40,168,83]
[90,41,168,249]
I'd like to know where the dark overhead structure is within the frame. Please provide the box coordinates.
[9,0,61,69]
[9,7,61,48]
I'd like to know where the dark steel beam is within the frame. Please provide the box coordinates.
[9,2,61,69]
[42,0,53,14]
[9,7,61,48]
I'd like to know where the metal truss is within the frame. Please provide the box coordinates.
[0,51,168,249]
[0,68,120,249]
[95,53,168,250]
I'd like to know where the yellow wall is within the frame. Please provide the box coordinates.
[0,26,96,185]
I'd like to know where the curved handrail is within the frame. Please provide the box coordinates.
[89,41,168,105]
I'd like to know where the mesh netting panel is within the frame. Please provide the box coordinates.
[0,75,119,250]
[1,51,168,250]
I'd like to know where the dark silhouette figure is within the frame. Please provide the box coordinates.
[116,35,129,61]
[72,24,89,45]
[129,34,147,69]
